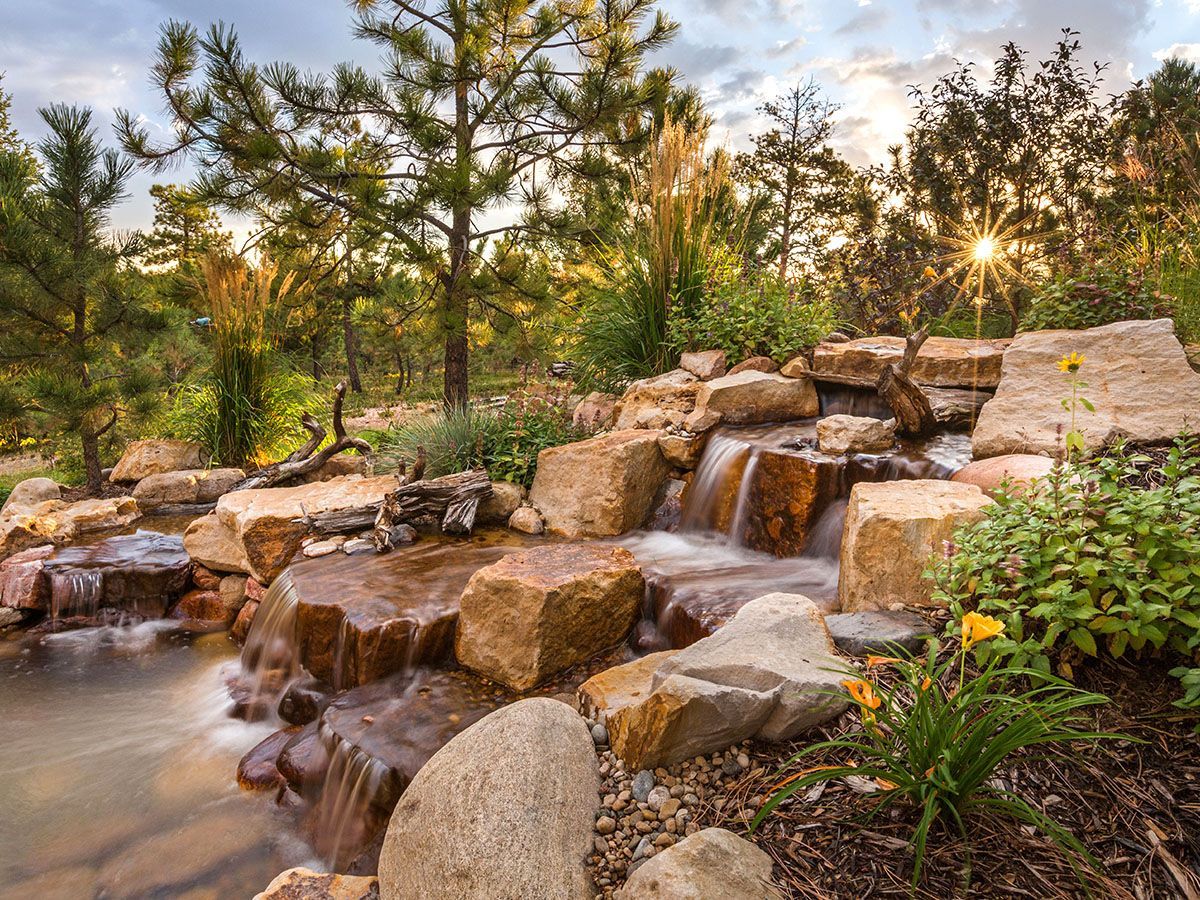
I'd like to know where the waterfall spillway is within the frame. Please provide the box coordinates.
[238,569,301,720]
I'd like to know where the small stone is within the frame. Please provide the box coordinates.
[683,793,699,806]
[665,818,677,834]
[302,540,339,558]
[653,832,676,848]
[737,753,750,769]
[635,821,654,834]
[646,785,671,811]
[658,798,681,819]
[596,816,617,836]
[669,784,686,799]
[633,837,653,860]
[632,770,655,802]
[591,723,609,746]
[721,757,744,777]
[342,538,374,554]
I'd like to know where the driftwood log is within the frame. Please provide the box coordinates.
[231,381,372,492]
[875,327,938,437]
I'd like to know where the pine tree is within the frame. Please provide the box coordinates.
[0,105,164,493]
[119,0,676,408]
[142,184,231,269]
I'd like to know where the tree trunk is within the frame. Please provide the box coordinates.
[81,428,103,497]
[443,208,471,410]
[343,294,362,393]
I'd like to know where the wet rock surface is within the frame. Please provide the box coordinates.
[456,543,644,691]
[813,335,1008,389]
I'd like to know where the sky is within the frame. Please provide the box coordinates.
[1,0,1198,236]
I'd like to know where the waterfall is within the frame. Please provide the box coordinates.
[48,570,104,621]
[312,720,391,869]
[238,569,301,721]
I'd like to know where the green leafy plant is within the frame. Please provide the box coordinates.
[1056,351,1094,460]
[930,436,1200,718]
[377,407,501,478]
[1021,267,1172,331]
[752,630,1116,892]
[487,394,585,488]
[667,258,840,364]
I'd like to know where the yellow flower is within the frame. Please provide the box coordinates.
[1057,352,1085,373]
[920,676,932,691]
[923,266,937,279]
[842,678,882,710]
[961,611,1006,651]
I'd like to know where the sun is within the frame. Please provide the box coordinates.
[972,236,997,262]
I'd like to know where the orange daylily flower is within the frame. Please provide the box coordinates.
[923,266,937,279]
[866,655,904,669]
[920,676,932,691]
[842,678,882,709]
[961,611,1006,651]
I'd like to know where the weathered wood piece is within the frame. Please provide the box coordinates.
[373,469,492,550]
[231,381,372,492]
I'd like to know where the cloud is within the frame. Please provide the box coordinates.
[834,4,893,37]
[1155,43,1200,63]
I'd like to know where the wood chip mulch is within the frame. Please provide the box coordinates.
[694,652,1200,899]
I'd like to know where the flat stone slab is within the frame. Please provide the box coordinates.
[973,319,1200,458]
[693,371,819,426]
[813,335,1009,389]
[825,610,933,656]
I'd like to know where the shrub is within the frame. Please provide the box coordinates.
[1020,267,1172,331]
[667,260,840,364]
[379,394,587,489]
[752,632,1116,891]
[930,436,1200,717]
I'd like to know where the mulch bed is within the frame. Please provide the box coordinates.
[694,640,1200,899]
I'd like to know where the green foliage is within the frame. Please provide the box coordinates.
[487,395,585,488]
[930,437,1200,721]
[1021,267,1173,331]
[667,259,839,364]
[379,393,586,489]
[378,408,501,480]
[752,640,1115,891]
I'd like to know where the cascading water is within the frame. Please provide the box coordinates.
[312,719,390,869]
[237,569,302,720]
[48,570,104,621]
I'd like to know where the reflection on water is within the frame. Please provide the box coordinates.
[0,625,314,899]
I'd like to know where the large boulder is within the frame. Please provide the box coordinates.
[950,454,1055,497]
[0,544,54,611]
[608,593,849,769]
[692,371,819,426]
[613,370,702,430]
[816,415,895,455]
[109,439,209,482]
[253,868,379,900]
[616,828,776,900]
[456,544,644,691]
[0,496,141,562]
[378,698,599,900]
[1,476,61,512]
[213,474,400,583]
[183,512,251,575]
[530,430,670,538]
[132,467,245,508]
[813,335,1009,389]
[973,319,1200,458]
[838,480,990,612]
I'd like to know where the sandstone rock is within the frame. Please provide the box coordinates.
[530,430,670,538]
[726,355,778,376]
[0,606,24,628]
[306,454,370,483]
[972,320,1200,458]
[214,475,400,583]
[577,650,679,722]
[613,370,702,431]
[657,433,705,470]
[231,598,259,645]
[573,391,618,431]
[173,588,225,623]
[191,564,223,591]
[609,594,849,769]
[682,408,721,434]
[0,496,142,562]
[616,828,776,900]
[692,371,818,426]
[110,439,209,482]
[951,454,1055,496]
[478,481,525,525]
[826,610,933,657]
[238,727,298,790]
[816,415,895,455]
[132,467,245,508]
[219,574,250,625]
[254,867,379,900]
[779,356,810,378]
[183,513,251,576]
[508,506,545,535]
[679,350,727,381]
[0,544,54,610]
[813,335,1008,389]
[1,476,60,512]
[456,544,644,691]
[839,480,990,612]
[378,698,599,900]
